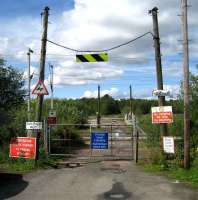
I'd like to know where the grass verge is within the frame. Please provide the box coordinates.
[142,163,198,188]
[0,149,59,173]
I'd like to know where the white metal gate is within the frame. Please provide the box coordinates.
[48,123,134,161]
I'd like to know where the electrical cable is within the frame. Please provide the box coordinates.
[47,31,153,53]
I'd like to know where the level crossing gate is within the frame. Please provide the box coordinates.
[48,123,135,161]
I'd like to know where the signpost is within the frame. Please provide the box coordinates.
[32,80,49,96]
[163,136,175,154]
[152,106,173,124]
[9,137,36,159]
[26,122,42,130]
[91,132,108,149]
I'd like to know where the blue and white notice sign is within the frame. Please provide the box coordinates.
[91,132,108,149]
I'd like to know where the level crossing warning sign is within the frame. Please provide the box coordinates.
[32,80,48,95]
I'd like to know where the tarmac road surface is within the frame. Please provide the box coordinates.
[1,161,198,200]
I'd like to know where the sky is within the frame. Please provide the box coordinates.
[1,0,198,100]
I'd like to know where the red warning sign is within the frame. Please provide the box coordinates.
[9,137,36,159]
[152,106,173,124]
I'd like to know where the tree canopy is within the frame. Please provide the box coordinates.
[0,60,26,143]
[0,61,25,110]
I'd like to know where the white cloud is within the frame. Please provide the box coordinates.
[23,66,38,79]
[81,87,128,99]
[134,88,153,99]
[164,84,180,99]
[1,0,198,90]
[50,60,123,86]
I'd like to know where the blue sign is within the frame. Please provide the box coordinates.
[91,132,108,149]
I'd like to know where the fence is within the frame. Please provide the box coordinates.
[47,123,135,161]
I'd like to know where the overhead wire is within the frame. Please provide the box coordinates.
[47,31,153,53]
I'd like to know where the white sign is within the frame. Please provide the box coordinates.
[26,122,42,130]
[152,106,172,113]
[152,89,170,97]
[32,80,48,96]
[163,136,175,154]
[49,110,56,117]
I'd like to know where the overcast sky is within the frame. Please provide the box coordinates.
[1,0,198,99]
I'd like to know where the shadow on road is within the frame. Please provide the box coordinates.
[98,181,136,200]
[0,173,28,200]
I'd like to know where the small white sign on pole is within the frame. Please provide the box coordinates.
[152,89,170,97]
[49,110,56,117]
[163,136,175,154]
[26,122,42,130]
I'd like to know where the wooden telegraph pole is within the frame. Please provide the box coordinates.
[97,85,101,128]
[36,6,49,161]
[50,64,54,110]
[181,0,190,169]
[149,7,167,137]
[130,85,133,117]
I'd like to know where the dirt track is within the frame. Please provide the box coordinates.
[1,161,197,200]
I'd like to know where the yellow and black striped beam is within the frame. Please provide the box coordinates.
[76,53,108,62]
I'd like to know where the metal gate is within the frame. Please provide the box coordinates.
[48,123,134,161]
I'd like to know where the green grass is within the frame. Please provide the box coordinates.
[168,168,198,187]
[0,159,35,173]
[0,148,59,173]
[0,157,59,173]
[138,114,183,138]
[137,113,198,187]
[142,163,198,188]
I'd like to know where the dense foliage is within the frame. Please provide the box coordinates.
[0,61,26,159]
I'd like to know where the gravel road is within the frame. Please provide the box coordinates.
[1,161,197,200]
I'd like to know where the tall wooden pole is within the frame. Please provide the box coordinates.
[149,7,167,137]
[97,85,101,128]
[50,64,54,110]
[130,85,133,116]
[181,0,190,169]
[36,6,49,161]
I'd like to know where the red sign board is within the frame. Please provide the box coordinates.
[10,137,36,159]
[152,106,173,124]
[47,117,56,125]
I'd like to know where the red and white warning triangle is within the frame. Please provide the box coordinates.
[32,80,49,95]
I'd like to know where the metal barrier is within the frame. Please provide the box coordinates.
[48,123,134,161]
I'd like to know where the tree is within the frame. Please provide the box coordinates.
[101,94,121,115]
[0,62,25,110]
[181,67,198,161]
[0,60,26,159]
